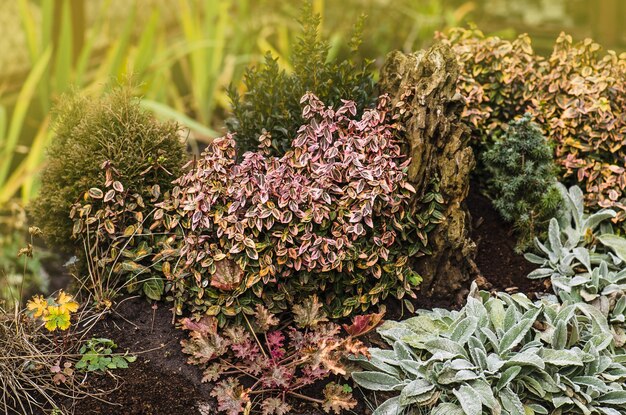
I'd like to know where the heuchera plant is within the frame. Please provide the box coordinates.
[440,28,626,228]
[162,92,442,321]
[180,296,384,415]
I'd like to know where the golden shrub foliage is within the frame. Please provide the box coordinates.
[441,28,626,225]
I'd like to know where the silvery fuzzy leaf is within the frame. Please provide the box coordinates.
[548,218,563,254]
[399,359,422,377]
[398,378,435,406]
[525,252,547,265]
[499,386,526,415]
[352,371,403,391]
[576,303,611,334]
[571,376,612,394]
[453,369,481,383]
[526,403,549,414]
[378,326,416,345]
[423,338,468,359]
[588,333,617,354]
[580,289,600,303]
[503,350,545,370]
[486,353,504,373]
[481,328,500,354]
[598,234,626,263]
[393,341,415,361]
[584,211,617,232]
[518,375,546,398]
[600,284,623,296]
[503,302,521,331]
[552,276,574,293]
[598,408,623,415]
[431,402,464,415]
[450,316,478,346]
[597,391,626,405]
[469,379,500,410]
[535,238,555,261]
[468,343,488,371]
[496,366,521,391]
[564,185,585,224]
[552,395,573,408]
[573,247,592,272]
[541,348,584,366]
[351,351,402,377]
[448,359,476,371]
[499,307,542,351]
[465,296,489,327]
[452,384,482,415]
[528,267,554,280]
[372,396,402,415]
[509,293,535,310]
[552,318,568,350]
[570,275,592,287]
[429,350,462,362]
[402,314,450,336]
[613,296,626,315]
[485,298,506,330]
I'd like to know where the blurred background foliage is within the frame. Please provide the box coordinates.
[0,0,624,303]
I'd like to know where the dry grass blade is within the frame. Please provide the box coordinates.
[0,303,114,414]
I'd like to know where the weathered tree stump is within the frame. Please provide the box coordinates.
[379,44,476,299]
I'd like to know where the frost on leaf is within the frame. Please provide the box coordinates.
[253,304,280,332]
[261,397,291,415]
[211,378,250,415]
[211,259,244,291]
[292,295,329,328]
[180,317,229,365]
[323,383,357,414]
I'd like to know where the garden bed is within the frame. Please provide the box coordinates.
[48,184,541,415]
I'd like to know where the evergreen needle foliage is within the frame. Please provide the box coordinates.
[227,1,375,157]
[483,115,561,252]
[30,86,185,254]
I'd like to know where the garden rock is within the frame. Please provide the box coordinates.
[379,44,476,298]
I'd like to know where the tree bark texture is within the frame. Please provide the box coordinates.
[379,44,476,298]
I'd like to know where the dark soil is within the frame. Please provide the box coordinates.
[466,182,550,298]
[41,184,543,415]
[56,297,214,415]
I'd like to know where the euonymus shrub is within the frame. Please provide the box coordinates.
[352,282,626,415]
[159,93,444,323]
[441,28,626,228]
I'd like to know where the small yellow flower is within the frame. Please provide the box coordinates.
[44,306,72,331]
[26,295,49,318]
[57,291,79,314]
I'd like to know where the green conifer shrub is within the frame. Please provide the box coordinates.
[30,87,186,255]
[227,2,375,157]
[483,115,561,252]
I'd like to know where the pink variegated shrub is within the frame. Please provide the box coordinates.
[162,93,443,321]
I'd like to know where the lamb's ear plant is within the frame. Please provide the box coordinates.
[352,283,626,415]
[525,184,626,346]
